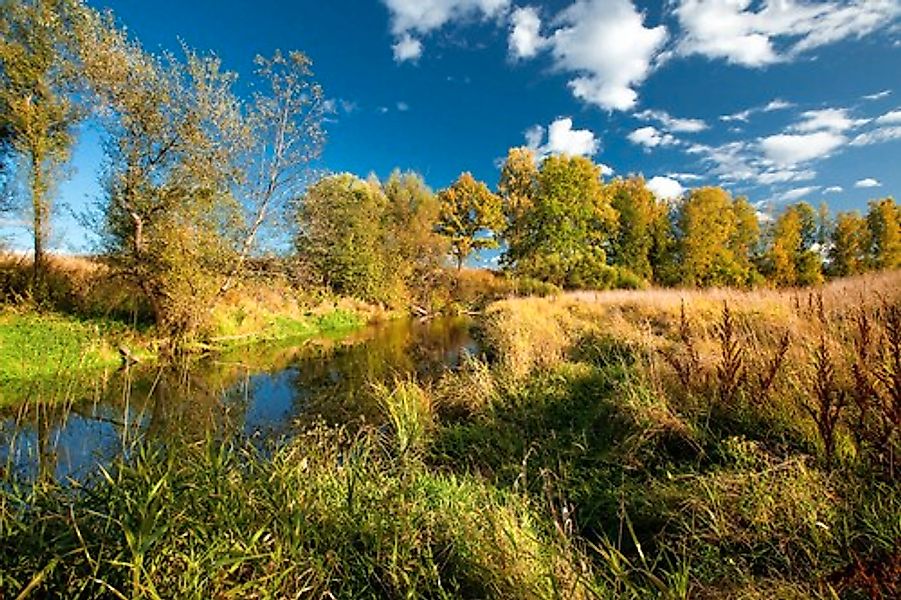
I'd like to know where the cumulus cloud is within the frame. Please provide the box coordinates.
[646,176,685,200]
[635,109,707,133]
[674,0,900,67]
[760,131,846,166]
[525,117,601,158]
[824,186,844,193]
[598,163,615,176]
[876,109,901,124]
[545,0,668,111]
[383,0,511,61]
[855,178,882,188]
[792,108,869,132]
[392,33,423,62]
[628,126,677,149]
[508,6,545,59]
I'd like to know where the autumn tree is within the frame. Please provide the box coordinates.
[509,154,618,288]
[381,170,447,304]
[766,202,824,287]
[607,176,658,281]
[436,172,503,270]
[865,197,900,270]
[674,187,758,287]
[0,0,81,286]
[828,211,867,277]
[497,146,537,264]
[72,3,325,334]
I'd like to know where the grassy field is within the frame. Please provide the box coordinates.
[1,270,899,597]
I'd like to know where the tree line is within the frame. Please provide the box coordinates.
[2,0,899,338]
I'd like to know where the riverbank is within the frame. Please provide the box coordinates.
[0,303,372,407]
[2,271,899,597]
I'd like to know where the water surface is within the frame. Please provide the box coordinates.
[0,317,477,482]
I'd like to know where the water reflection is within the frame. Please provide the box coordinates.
[0,317,477,482]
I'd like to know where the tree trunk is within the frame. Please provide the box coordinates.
[30,152,46,291]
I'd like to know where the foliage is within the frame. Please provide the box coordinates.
[675,187,759,287]
[0,0,81,287]
[296,171,447,307]
[497,146,538,264]
[508,154,618,288]
[436,171,504,270]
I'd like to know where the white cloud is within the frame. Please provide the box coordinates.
[392,33,423,62]
[688,140,819,186]
[598,163,614,176]
[396,101,410,111]
[721,97,794,122]
[755,168,817,185]
[863,89,892,101]
[855,178,881,188]
[545,0,668,111]
[720,109,752,123]
[383,0,511,61]
[646,176,685,200]
[674,0,901,67]
[763,98,794,112]
[635,109,707,132]
[760,131,846,166]
[628,126,677,148]
[792,108,868,132]
[777,186,819,202]
[849,126,901,146]
[509,6,545,59]
[667,172,703,182]
[824,186,843,193]
[876,109,901,124]
[525,117,600,158]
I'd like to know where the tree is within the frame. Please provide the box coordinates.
[436,172,503,270]
[73,5,325,334]
[766,203,824,287]
[0,0,80,287]
[510,155,618,288]
[675,187,756,287]
[497,146,537,265]
[297,174,387,300]
[381,170,447,304]
[828,211,867,277]
[865,197,900,271]
[607,176,658,281]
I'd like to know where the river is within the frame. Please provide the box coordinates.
[0,316,477,482]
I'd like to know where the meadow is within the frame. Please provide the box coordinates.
[1,270,898,598]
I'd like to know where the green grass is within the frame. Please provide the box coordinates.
[0,309,152,405]
[208,308,365,349]
[0,425,595,599]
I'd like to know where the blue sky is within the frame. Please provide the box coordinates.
[2,0,900,253]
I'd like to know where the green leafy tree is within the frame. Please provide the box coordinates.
[607,176,658,281]
[297,173,387,300]
[865,197,900,270]
[828,211,867,277]
[436,172,503,270]
[0,0,80,286]
[72,2,325,334]
[497,146,537,265]
[510,155,618,288]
